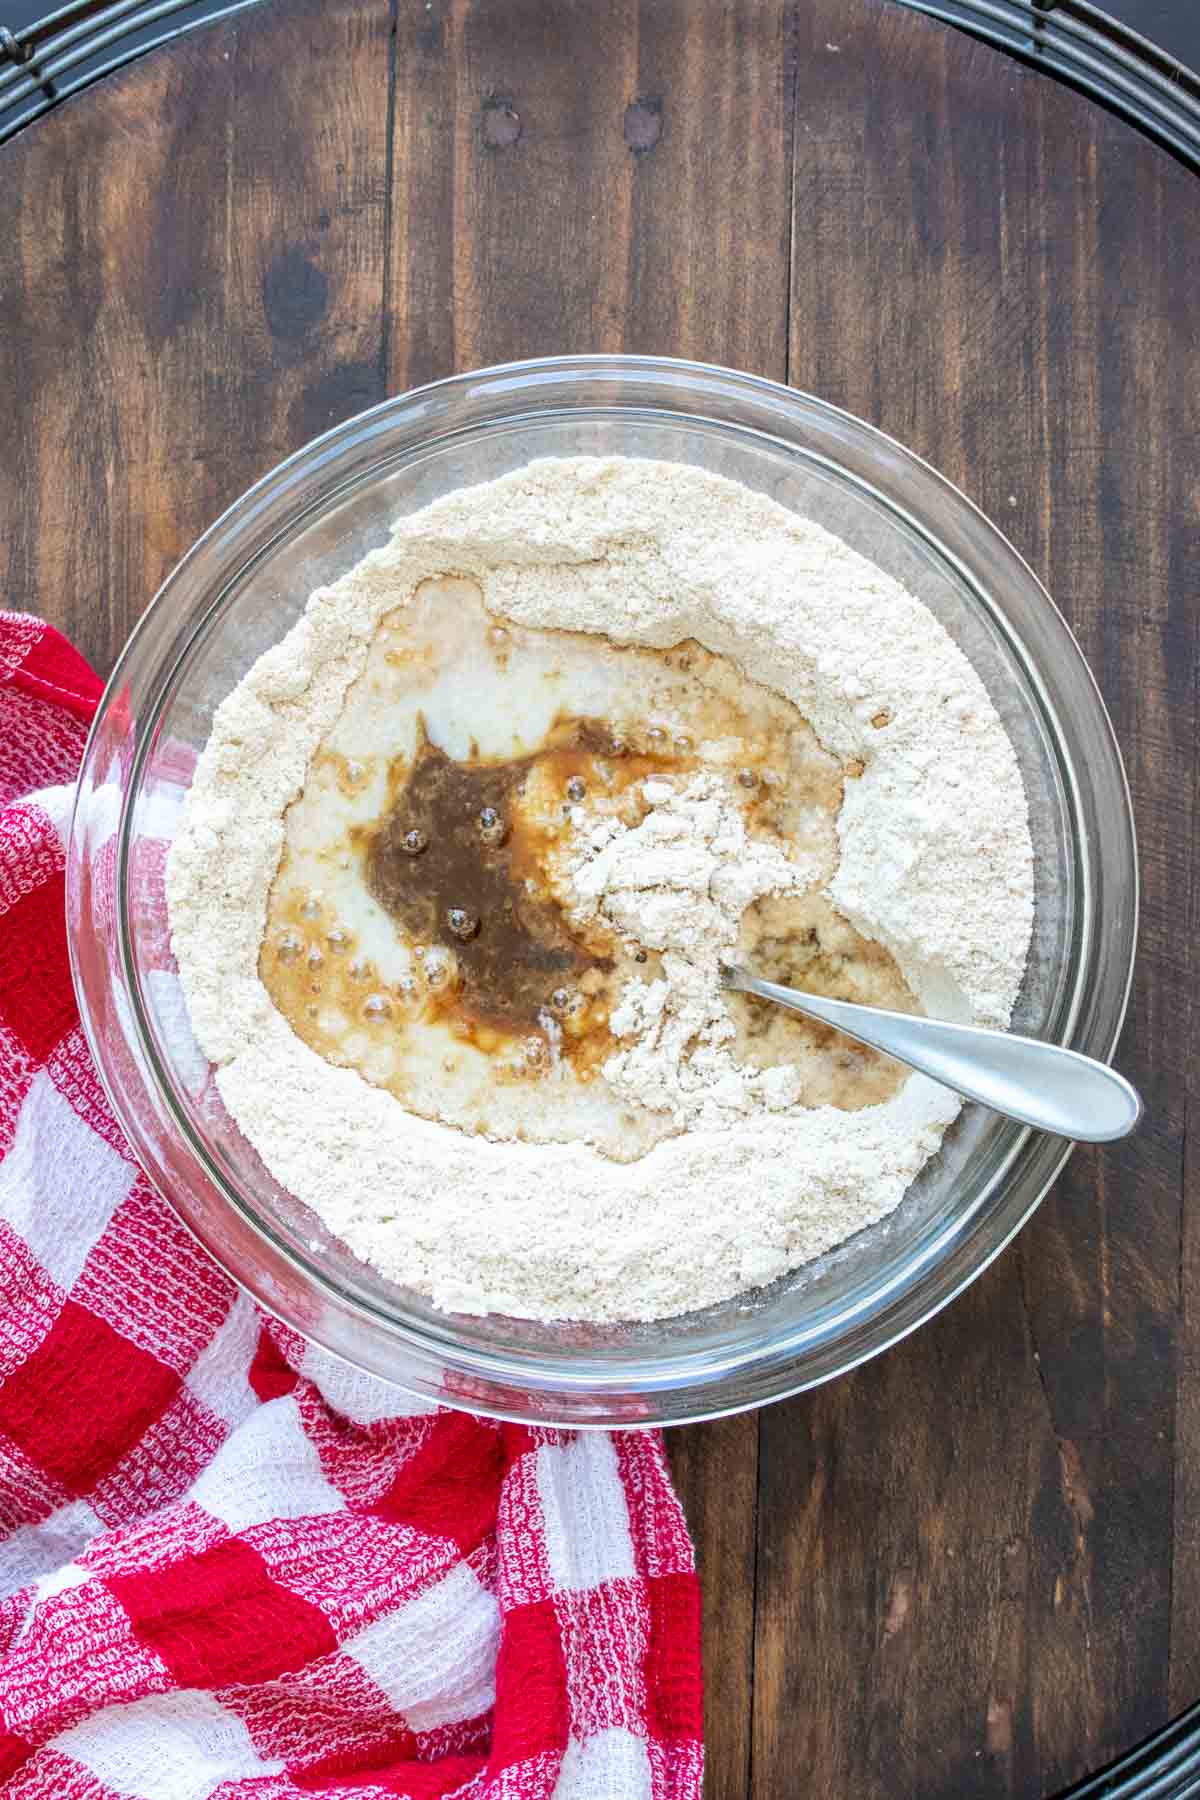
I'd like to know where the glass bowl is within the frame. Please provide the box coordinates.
[66,355,1137,1427]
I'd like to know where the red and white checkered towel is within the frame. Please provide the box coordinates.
[0,615,703,1800]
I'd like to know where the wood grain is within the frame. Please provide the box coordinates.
[0,0,391,675]
[0,1,1197,1794]
[389,0,794,386]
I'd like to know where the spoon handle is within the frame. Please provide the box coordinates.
[723,967,1142,1143]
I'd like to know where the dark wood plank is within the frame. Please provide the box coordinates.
[756,1277,1052,1800]
[667,1417,761,1800]
[758,3,1200,1795]
[387,8,793,1794]
[1179,1100,1200,1710]
[390,0,641,381]
[388,0,459,392]
[388,0,794,382]
[622,0,795,376]
[0,0,392,676]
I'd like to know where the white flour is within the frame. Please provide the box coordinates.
[167,457,1034,1322]
[561,773,813,1126]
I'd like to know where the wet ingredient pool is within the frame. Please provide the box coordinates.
[259,575,918,1159]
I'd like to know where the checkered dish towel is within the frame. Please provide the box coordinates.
[0,615,703,1800]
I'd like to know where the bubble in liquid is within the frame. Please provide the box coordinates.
[394,974,419,1001]
[446,907,479,940]
[674,733,694,753]
[565,776,587,803]
[402,828,428,856]
[524,1035,548,1066]
[634,949,648,964]
[737,768,758,790]
[646,725,667,747]
[549,987,572,1014]
[424,948,454,988]
[478,805,507,846]
[761,769,783,788]
[307,946,324,971]
[276,931,303,963]
[488,624,510,649]
[413,944,427,960]
[326,928,349,952]
[363,993,392,1021]
[300,896,323,919]
[346,759,366,783]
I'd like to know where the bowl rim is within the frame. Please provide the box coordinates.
[68,352,1139,1425]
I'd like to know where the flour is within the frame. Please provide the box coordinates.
[561,772,812,1126]
[167,457,1035,1322]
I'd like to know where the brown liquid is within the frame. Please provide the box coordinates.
[362,716,680,1041]
[731,891,917,1108]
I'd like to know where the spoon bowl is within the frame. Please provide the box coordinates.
[721,963,1142,1144]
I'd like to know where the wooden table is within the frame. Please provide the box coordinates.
[2,1,1197,1793]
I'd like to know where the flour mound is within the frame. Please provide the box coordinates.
[167,456,1035,1323]
[564,773,812,1126]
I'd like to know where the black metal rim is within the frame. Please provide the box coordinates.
[902,0,1200,171]
[1,0,1197,1792]
[0,0,258,141]
[1054,1701,1200,1798]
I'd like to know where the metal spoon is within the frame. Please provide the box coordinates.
[721,963,1142,1143]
